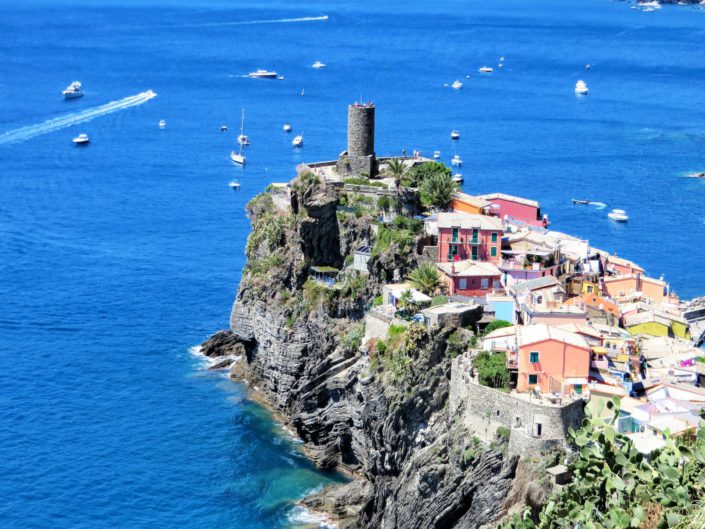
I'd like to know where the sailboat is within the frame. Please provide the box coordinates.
[230,109,246,165]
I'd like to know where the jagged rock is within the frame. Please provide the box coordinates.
[301,480,372,528]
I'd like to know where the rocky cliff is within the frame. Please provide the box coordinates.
[202,176,520,528]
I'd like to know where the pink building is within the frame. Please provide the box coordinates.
[437,213,503,264]
[437,260,502,297]
[478,193,548,227]
[515,324,591,395]
[604,255,644,277]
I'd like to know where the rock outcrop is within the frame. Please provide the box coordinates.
[202,178,518,528]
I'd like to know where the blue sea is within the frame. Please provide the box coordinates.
[1,0,705,527]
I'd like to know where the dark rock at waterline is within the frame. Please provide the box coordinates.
[200,330,247,358]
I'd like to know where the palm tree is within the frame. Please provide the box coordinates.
[398,289,418,317]
[408,262,443,296]
[384,158,408,190]
[420,171,458,210]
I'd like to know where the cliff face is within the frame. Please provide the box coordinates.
[204,179,517,528]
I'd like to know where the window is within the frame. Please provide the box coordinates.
[490,247,497,257]
[459,278,467,290]
[491,232,498,243]
[471,246,478,260]
[452,227,459,242]
[528,374,538,385]
[575,384,583,395]
[493,280,501,289]
[529,351,539,363]
[481,278,489,290]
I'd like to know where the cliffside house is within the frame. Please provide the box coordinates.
[421,302,481,328]
[437,260,502,297]
[477,192,548,227]
[515,323,591,395]
[482,325,518,352]
[508,276,565,322]
[450,192,492,216]
[437,212,504,264]
[604,255,644,277]
[382,282,432,309]
[353,245,372,274]
[309,266,340,286]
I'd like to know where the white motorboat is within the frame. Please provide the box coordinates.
[640,1,661,8]
[450,130,460,140]
[237,134,249,146]
[575,80,589,95]
[312,61,326,69]
[229,180,241,190]
[433,151,441,159]
[277,76,285,80]
[498,63,504,69]
[159,119,166,129]
[248,69,278,78]
[607,209,629,222]
[221,125,228,132]
[451,154,462,166]
[73,133,90,145]
[292,135,304,147]
[499,56,505,62]
[479,66,493,73]
[452,173,464,183]
[231,109,247,165]
[451,80,463,90]
[63,81,83,99]
[283,123,292,133]
[585,64,592,70]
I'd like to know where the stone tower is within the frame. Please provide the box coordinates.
[337,103,377,177]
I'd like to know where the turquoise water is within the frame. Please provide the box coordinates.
[1,0,705,527]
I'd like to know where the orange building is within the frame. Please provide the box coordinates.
[450,192,492,215]
[564,292,620,317]
[516,324,591,395]
[603,274,672,304]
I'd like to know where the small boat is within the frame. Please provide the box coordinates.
[640,1,661,9]
[608,209,629,222]
[433,151,441,159]
[450,130,460,140]
[73,133,90,145]
[159,119,166,129]
[575,80,589,95]
[248,69,278,78]
[479,66,493,73]
[63,81,84,99]
[229,180,241,190]
[451,80,463,90]
[589,201,607,209]
[231,109,247,165]
[292,135,304,147]
[312,61,326,69]
[301,89,305,96]
[283,123,292,133]
[452,173,464,183]
[277,76,285,80]
[572,199,590,205]
[221,125,228,132]
[585,64,592,70]
[498,63,504,69]
[685,172,705,179]
[451,154,462,166]
[237,134,249,146]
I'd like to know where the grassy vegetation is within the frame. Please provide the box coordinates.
[372,216,423,256]
[474,351,510,391]
[345,177,387,188]
[431,295,449,306]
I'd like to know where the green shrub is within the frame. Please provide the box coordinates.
[483,319,513,335]
[377,195,391,212]
[431,295,448,306]
[345,177,387,188]
[474,351,510,391]
[446,331,464,358]
[372,295,383,307]
[388,324,407,339]
[402,161,452,188]
[376,340,387,355]
[341,323,364,353]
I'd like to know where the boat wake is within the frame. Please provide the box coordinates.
[187,15,328,28]
[0,90,157,146]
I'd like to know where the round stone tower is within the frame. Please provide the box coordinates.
[338,103,377,177]
[347,103,375,157]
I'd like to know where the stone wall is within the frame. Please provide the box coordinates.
[450,355,585,457]
[348,105,375,156]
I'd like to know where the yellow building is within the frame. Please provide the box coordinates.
[623,311,689,340]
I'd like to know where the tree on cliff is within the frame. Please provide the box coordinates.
[421,171,458,210]
[408,262,443,296]
[384,158,408,190]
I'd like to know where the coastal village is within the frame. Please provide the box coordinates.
[265,102,705,459]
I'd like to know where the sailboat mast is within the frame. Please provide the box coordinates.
[239,108,245,156]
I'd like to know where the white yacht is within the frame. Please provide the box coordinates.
[159,119,166,129]
[229,180,241,190]
[433,151,441,159]
[292,135,304,147]
[451,80,463,90]
[452,173,464,183]
[312,61,326,69]
[283,123,292,133]
[640,1,661,8]
[607,209,629,222]
[450,130,460,140]
[73,133,90,145]
[479,66,493,73]
[451,154,462,166]
[230,109,247,165]
[63,81,84,99]
[575,80,589,95]
[248,69,278,78]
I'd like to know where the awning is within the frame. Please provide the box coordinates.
[565,377,588,385]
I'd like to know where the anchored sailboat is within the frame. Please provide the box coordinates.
[230,109,246,165]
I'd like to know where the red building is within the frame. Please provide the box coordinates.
[437,213,503,264]
[478,193,548,227]
[437,260,502,296]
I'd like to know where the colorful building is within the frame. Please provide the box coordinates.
[515,324,591,395]
[604,255,644,277]
[603,274,671,304]
[478,192,548,227]
[486,294,516,324]
[437,260,502,297]
[437,213,503,264]
[450,192,492,215]
[624,311,689,340]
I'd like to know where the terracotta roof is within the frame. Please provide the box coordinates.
[437,259,501,278]
[516,323,591,349]
[437,212,504,231]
